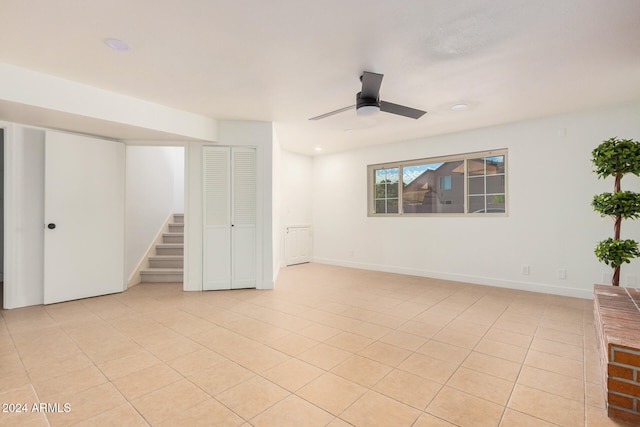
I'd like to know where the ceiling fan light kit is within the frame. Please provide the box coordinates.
[310,71,426,121]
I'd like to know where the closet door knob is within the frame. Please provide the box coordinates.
[47,223,56,230]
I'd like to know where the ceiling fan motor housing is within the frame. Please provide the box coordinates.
[356,91,380,110]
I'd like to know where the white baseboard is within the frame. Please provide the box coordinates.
[312,257,594,300]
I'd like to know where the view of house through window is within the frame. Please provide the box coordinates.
[368,150,507,216]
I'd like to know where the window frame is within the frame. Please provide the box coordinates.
[367,149,508,217]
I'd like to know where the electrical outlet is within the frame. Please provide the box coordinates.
[558,269,567,280]
[521,265,530,275]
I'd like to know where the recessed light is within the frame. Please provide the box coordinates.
[104,38,130,51]
[314,147,322,151]
[451,104,469,111]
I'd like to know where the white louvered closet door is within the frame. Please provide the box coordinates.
[203,146,256,290]
[231,147,257,289]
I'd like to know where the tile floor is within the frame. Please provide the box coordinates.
[0,263,634,426]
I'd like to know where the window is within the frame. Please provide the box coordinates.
[368,149,507,216]
[374,167,399,213]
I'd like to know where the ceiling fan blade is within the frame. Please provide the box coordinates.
[361,71,384,100]
[309,105,355,120]
[380,101,427,119]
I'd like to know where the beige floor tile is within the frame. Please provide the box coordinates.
[340,390,421,427]
[398,353,459,384]
[416,340,471,364]
[0,371,31,394]
[585,404,636,426]
[431,326,482,349]
[96,349,162,380]
[22,351,94,382]
[262,358,324,391]
[0,265,603,427]
[517,365,584,402]
[297,372,367,415]
[378,330,427,351]
[493,318,537,336]
[71,403,148,427]
[484,327,533,348]
[586,380,606,409]
[267,332,318,356]
[474,337,528,364]
[427,386,504,427]
[112,363,182,400]
[461,352,522,381]
[297,323,342,341]
[156,398,243,427]
[524,349,584,380]
[446,366,514,405]
[33,365,107,402]
[232,343,290,373]
[165,347,227,376]
[500,408,558,426]
[412,413,457,426]
[373,368,441,410]
[357,341,412,366]
[145,335,204,362]
[530,336,584,361]
[331,355,392,388]
[250,394,334,427]
[216,376,289,420]
[46,382,127,427]
[297,343,351,370]
[0,385,48,427]
[325,331,374,353]
[326,418,353,427]
[132,378,209,424]
[397,319,443,339]
[535,326,583,347]
[508,384,584,427]
[188,359,254,396]
[368,312,407,328]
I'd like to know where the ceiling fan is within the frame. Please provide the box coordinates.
[309,71,427,121]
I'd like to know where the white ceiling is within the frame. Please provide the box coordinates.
[0,0,639,155]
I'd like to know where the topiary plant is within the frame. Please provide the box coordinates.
[591,137,640,286]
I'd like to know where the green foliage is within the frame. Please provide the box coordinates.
[592,191,640,219]
[594,238,640,267]
[591,137,640,281]
[592,137,640,179]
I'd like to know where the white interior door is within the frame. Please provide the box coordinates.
[285,226,312,266]
[203,147,232,290]
[44,131,125,304]
[231,147,256,289]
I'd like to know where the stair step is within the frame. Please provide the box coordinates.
[168,223,184,233]
[173,213,184,224]
[149,255,183,268]
[140,268,183,283]
[156,243,184,256]
[162,233,183,244]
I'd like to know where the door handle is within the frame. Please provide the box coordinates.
[47,223,56,230]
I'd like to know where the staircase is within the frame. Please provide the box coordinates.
[140,213,184,283]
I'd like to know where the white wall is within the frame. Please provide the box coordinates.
[184,120,274,291]
[3,125,45,308]
[1,129,4,280]
[172,147,185,213]
[311,101,640,299]
[125,146,184,281]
